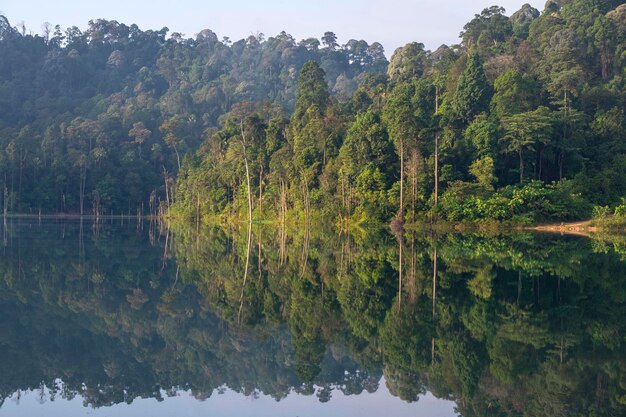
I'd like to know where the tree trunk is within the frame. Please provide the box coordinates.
[258,167,263,217]
[240,122,253,226]
[519,148,524,184]
[174,146,181,172]
[196,192,201,229]
[399,138,404,220]
[434,86,439,209]
[409,149,418,220]
[560,90,568,181]
[163,168,170,210]
[280,180,287,227]
[538,147,544,181]
[434,134,439,208]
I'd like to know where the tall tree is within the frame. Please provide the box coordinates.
[454,52,491,122]
[501,106,554,183]
[383,82,419,220]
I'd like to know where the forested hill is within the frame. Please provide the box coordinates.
[174,0,626,226]
[2,1,626,224]
[0,14,386,214]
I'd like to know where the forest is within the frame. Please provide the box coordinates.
[0,0,625,225]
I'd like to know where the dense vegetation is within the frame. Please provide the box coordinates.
[171,0,626,226]
[1,219,625,416]
[0,14,385,215]
[1,1,625,225]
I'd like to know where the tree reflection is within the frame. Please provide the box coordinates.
[0,219,624,416]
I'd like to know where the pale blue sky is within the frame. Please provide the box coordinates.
[1,0,543,54]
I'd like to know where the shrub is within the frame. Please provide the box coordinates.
[593,205,611,219]
[614,204,626,217]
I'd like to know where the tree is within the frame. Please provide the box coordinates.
[510,4,540,39]
[501,106,554,183]
[454,52,491,122]
[321,31,338,50]
[469,156,496,189]
[128,122,151,158]
[159,116,187,171]
[339,109,395,218]
[291,61,331,172]
[387,42,427,81]
[383,82,419,220]
[294,61,330,121]
[460,6,512,50]
[491,70,537,118]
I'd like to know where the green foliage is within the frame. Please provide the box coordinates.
[454,52,491,121]
[593,205,611,219]
[0,17,387,215]
[469,156,496,189]
[461,6,512,51]
[440,180,590,223]
[491,69,537,117]
[614,203,626,217]
[2,0,626,226]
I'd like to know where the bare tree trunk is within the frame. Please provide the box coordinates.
[174,146,181,172]
[240,121,253,226]
[281,180,287,227]
[560,90,568,181]
[341,173,346,221]
[346,181,352,230]
[302,175,311,226]
[163,168,170,210]
[196,192,201,230]
[258,167,263,217]
[408,149,421,220]
[399,138,404,220]
[258,227,262,275]
[434,86,439,209]
[434,134,439,208]
[411,156,417,220]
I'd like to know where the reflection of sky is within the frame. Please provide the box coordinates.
[0,379,458,417]
[3,0,543,54]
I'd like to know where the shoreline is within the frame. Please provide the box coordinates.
[1,213,161,221]
[530,220,597,235]
[5,214,625,237]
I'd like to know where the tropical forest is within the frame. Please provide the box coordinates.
[0,0,623,227]
[0,0,625,416]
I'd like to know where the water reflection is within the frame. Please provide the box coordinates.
[0,218,625,416]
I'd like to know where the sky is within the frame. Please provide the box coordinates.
[1,0,543,54]
[0,384,457,417]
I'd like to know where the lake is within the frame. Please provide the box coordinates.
[0,218,624,416]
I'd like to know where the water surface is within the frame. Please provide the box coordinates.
[0,218,624,416]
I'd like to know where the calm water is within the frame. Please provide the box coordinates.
[0,219,625,416]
